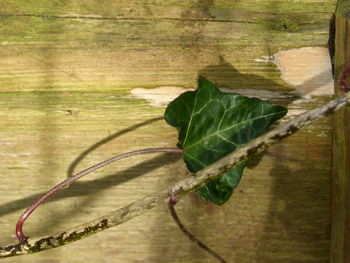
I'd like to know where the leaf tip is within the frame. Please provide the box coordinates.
[198,75,217,90]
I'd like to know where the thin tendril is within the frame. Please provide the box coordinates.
[16,147,183,243]
[168,195,228,263]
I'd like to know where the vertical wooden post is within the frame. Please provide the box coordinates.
[331,2,350,262]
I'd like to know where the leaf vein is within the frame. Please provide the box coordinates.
[217,134,238,147]
[200,142,227,153]
[185,111,284,150]
[182,94,198,145]
[220,111,282,133]
[185,152,206,168]
[217,102,240,131]
[193,100,212,117]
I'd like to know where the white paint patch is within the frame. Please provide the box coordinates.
[130,86,194,107]
[255,55,274,63]
[273,47,334,95]
[130,85,292,107]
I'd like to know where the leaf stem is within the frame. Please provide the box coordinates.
[15,147,183,243]
[168,195,228,263]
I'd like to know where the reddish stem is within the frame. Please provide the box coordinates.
[339,64,350,92]
[168,195,228,263]
[16,147,183,243]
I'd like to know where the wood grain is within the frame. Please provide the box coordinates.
[0,0,335,262]
[331,5,350,263]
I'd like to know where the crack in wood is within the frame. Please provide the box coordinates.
[0,13,257,24]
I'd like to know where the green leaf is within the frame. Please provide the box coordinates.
[164,76,287,205]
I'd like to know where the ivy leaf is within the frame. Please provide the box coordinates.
[164,76,287,205]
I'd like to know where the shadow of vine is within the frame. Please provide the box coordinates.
[0,117,180,235]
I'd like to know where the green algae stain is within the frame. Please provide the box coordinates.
[262,16,304,33]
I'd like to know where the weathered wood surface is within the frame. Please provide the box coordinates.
[0,1,335,262]
[331,2,350,262]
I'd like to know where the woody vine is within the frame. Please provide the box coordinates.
[0,70,350,262]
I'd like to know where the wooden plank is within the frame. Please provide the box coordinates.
[0,1,335,262]
[0,0,334,90]
[331,1,350,262]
